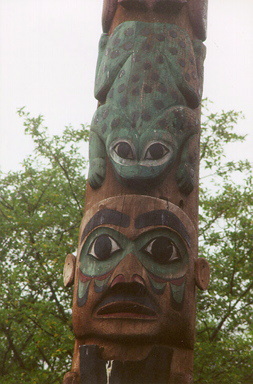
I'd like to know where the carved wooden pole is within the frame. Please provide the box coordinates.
[63,1,210,383]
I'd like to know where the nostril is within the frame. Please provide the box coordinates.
[111,274,146,287]
[132,274,145,286]
[111,274,125,287]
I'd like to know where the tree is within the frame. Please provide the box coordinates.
[195,103,253,383]
[0,109,89,383]
[0,104,252,383]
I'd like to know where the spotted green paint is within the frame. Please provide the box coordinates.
[88,21,202,193]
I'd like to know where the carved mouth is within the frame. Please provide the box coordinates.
[94,283,159,320]
[96,301,157,319]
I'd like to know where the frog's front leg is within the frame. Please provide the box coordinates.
[88,131,107,189]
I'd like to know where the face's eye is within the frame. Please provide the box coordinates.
[143,236,181,265]
[113,142,135,160]
[144,143,170,160]
[88,235,121,261]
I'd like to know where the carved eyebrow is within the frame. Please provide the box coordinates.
[81,209,130,243]
[135,210,190,246]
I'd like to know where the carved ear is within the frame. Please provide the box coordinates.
[194,257,210,290]
[63,254,76,287]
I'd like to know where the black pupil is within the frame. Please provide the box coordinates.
[151,237,175,264]
[116,142,132,159]
[94,235,112,260]
[147,143,166,160]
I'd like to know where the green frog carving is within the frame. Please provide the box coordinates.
[88,21,204,194]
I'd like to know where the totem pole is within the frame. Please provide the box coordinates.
[63,1,210,383]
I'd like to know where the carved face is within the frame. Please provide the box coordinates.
[89,103,198,190]
[106,114,177,183]
[72,196,206,348]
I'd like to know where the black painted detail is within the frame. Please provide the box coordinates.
[94,282,159,316]
[79,345,107,384]
[109,345,173,384]
[135,210,190,246]
[114,142,134,159]
[95,235,113,260]
[144,143,169,160]
[81,209,130,243]
[79,344,174,384]
[143,236,180,265]
[89,235,121,261]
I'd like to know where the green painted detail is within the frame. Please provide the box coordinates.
[148,277,167,294]
[88,21,201,193]
[95,21,200,107]
[89,104,198,193]
[78,226,189,302]
[78,280,90,299]
[170,280,186,304]
[94,275,112,293]
[80,228,129,278]
[134,228,188,279]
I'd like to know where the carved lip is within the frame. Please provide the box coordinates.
[96,300,157,319]
[94,283,159,319]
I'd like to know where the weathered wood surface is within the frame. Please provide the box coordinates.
[109,345,173,384]
[88,22,202,194]
[102,0,208,39]
[80,345,107,384]
[63,196,209,383]
[63,1,209,382]
[86,0,207,229]
[63,254,76,287]
[76,345,195,383]
[74,196,199,349]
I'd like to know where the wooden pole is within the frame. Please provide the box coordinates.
[63,1,210,383]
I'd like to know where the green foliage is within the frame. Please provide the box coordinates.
[0,103,252,383]
[0,110,89,383]
[195,102,253,383]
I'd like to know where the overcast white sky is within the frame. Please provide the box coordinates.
[1,0,253,173]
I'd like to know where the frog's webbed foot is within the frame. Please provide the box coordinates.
[176,162,195,195]
[88,158,106,189]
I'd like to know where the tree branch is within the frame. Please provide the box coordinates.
[210,281,253,341]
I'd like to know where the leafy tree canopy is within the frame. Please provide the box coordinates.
[0,103,252,383]
[196,101,253,383]
[0,109,89,383]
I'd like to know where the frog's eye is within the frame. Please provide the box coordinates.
[113,141,135,160]
[143,236,181,265]
[144,143,171,160]
[88,235,121,261]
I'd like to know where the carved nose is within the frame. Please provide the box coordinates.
[110,253,146,287]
